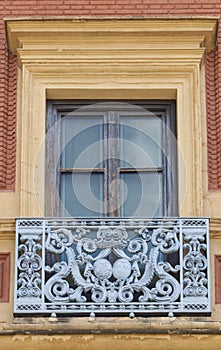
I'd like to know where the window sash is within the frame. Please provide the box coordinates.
[45,100,177,218]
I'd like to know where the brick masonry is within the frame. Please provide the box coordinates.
[215,255,221,303]
[0,252,10,302]
[0,0,221,190]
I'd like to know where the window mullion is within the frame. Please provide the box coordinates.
[107,111,120,217]
[163,104,177,216]
[103,112,108,216]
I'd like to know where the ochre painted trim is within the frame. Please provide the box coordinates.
[0,219,15,240]
[1,333,221,350]
[5,17,218,54]
[2,316,221,335]
[3,17,219,218]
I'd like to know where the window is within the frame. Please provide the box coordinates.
[6,18,215,317]
[5,18,218,217]
[46,100,177,218]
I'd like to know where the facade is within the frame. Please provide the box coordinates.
[1,1,221,349]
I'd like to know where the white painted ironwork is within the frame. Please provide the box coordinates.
[14,218,210,316]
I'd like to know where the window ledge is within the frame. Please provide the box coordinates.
[2,316,221,335]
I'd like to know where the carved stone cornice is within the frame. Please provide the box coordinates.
[0,219,15,240]
[209,218,221,239]
[5,17,218,55]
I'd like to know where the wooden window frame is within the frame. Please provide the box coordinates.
[45,100,177,218]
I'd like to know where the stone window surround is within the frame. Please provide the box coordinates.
[5,16,218,217]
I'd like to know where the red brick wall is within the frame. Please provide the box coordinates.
[0,0,220,190]
[0,253,10,302]
[215,255,221,303]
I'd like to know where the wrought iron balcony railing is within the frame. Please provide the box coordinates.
[14,218,210,316]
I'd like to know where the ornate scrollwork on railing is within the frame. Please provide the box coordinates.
[15,218,210,315]
[16,230,42,301]
[183,229,209,308]
[44,225,180,306]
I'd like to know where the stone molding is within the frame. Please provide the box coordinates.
[4,17,218,217]
[5,17,218,53]
[2,315,221,334]
[0,219,15,240]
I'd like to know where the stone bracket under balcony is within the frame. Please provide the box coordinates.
[14,218,210,316]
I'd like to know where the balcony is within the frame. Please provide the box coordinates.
[14,218,210,316]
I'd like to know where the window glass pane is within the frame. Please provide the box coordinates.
[120,116,162,168]
[61,116,103,168]
[61,173,104,217]
[120,172,163,217]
